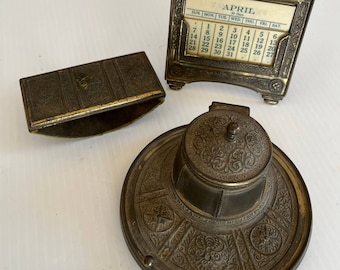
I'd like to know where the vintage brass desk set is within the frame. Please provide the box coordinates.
[19,1,314,269]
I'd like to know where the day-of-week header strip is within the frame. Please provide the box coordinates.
[185,9,288,31]
[185,0,296,32]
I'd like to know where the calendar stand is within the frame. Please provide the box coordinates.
[166,0,314,104]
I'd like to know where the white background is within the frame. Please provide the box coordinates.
[0,0,339,269]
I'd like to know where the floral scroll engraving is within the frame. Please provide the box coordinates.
[250,224,282,255]
[189,115,270,182]
[188,234,229,270]
[143,204,175,233]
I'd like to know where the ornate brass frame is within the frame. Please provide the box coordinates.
[166,0,314,104]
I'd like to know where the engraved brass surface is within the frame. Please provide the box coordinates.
[165,0,314,104]
[121,103,311,269]
[20,52,165,137]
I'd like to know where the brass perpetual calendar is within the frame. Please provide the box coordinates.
[166,0,314,104]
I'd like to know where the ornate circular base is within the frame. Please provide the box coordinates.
[120,126,312,270]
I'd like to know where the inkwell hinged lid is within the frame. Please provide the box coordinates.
[120,103,312,269]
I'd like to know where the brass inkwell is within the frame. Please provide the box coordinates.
[121,103,311,269]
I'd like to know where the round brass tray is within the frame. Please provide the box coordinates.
[120,126,312,270]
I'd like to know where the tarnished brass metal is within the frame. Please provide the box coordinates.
[165,0,314,104]
[20,52,165,137]
[121,103,312,269]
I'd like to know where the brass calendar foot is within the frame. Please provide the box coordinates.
[167,81,185,90]
[264,98,279,105]
[262,94,281,105]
